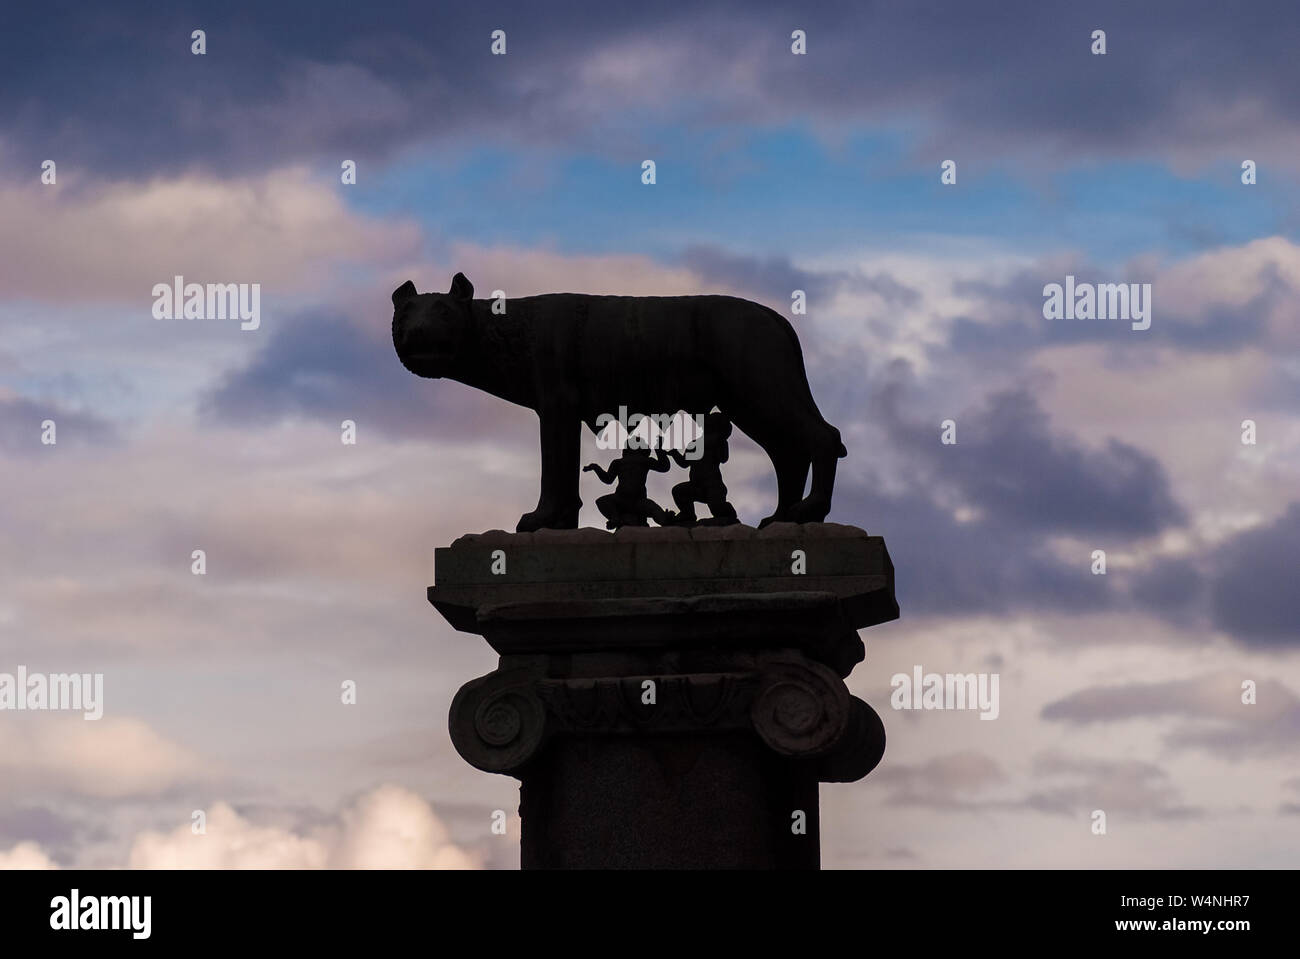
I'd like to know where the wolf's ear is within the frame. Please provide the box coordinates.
[449,272,474,300]
[392,280,417,308]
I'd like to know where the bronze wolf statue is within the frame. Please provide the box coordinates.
[393,272,846,532]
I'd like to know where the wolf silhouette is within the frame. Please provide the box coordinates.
[392,272,846,532]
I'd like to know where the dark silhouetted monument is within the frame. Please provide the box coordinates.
[393,273,846,532]
[395,273,898,868]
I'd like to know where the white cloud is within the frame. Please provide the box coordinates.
[0,168,421,302]
[326,784,478,869]
[0,841,59,870]
[128,785,477,869]
[0,716,203,800]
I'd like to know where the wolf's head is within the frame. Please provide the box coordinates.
[392,272,476,378]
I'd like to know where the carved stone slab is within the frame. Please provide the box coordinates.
[430,522,898,633]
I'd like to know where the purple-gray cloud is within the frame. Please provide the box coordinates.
[1208,503,1300,648]
[7,1,1300,176]
[0,395,117,453]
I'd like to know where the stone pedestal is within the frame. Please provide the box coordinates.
[430,522,898,869]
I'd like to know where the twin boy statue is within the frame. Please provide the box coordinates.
[583,411,738,530]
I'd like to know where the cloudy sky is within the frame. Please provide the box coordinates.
[1,0,1297,869]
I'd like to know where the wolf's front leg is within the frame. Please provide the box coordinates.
[516,409,582,531]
